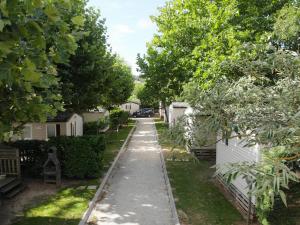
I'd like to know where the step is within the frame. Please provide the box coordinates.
[0,179,21,194]
[0,177,15,189]
[44,171,57,176]
[44,179,57,183]
[5,184,26,199]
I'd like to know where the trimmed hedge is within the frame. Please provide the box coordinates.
[84,117,109,135]
[48,135,105,178]
[110,109,130,129]
[9,135,106,179]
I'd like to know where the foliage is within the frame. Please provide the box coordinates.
[182,47,300,224]
[128,81,144,102]
[83,117,109,135]
[273,3,300,51]
[0,0,85,140]
[140,1,299,223]
[155,119,243,225]
[109,108,130,130]
[136,84,158,108]
[9,140,48,177]
[102,57,135,108]
[12,122,136,225]
[58,8,115,112]
[138,0,292,105]
[11,135,106,179]
[49,135,105,178]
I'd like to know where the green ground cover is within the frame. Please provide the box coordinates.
[155,119,244,225]
[13,121,135,225]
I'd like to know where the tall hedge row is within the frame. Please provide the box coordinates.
[10,135,106,179]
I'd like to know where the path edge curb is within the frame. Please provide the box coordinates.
[78,121,137,225]
[154,120,181,225]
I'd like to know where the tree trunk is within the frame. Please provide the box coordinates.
[163,101,169,123]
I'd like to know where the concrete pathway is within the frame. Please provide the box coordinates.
[87,118,175,225]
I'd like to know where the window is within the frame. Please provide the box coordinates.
[47,124,56,138]
[22,125,32,140]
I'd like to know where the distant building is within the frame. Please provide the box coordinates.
[82,108,109,123]
[120,101,140,115]
[168,102,189,127]
[18,112,83,141]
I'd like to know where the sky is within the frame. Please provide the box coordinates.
[87,0,166,76]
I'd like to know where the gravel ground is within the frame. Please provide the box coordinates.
[88,118,174,225]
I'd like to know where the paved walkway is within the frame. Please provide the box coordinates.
[87,118,175,225]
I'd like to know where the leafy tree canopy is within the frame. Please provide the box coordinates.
[0,0,85,140]
[59,8,115,112]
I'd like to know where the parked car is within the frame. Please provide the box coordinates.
[132,108,154,118]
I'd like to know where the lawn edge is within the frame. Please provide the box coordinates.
[154,120,181,225]
[78,121,137,225]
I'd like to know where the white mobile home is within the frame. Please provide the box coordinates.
[120,101,140,115]
[19,113,83,141]
[216,134,261,217]
[168,102,189,127]
[184,106,216,160]
[82,108,109,123]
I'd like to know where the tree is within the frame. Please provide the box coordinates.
[141,0,299,223]
[0,0,85,140]
[102,57,134,108]
[59,8,115,112]
[136,85,159,108]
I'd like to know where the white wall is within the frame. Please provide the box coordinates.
[120,102,140,115]
[66,114,83,136]
[82,112,106,123]
[184,107,216,150]
[216,134,261,202]
[168,103,188,127]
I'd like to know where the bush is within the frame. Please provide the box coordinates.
[109,108,130,129]
[48,135,106,178]
[10,140,48,177]
[83,117,109,135]
[83,122,98,135]
[9,135,106,179]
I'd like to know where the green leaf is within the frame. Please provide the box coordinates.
[23,69,41,83]
[71,16,85,27]
[279,190,287,207]
[0,20,4,32]
[44,5,59,22]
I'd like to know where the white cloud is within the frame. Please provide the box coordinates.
[111,24,134,37]
[137,18,154,29]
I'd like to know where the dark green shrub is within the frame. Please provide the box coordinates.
[84,117,109,135]
[9,135,106,179]
[9,140,48,177]
[120,111,130,125]
[109,108,130,129]
[83,122,98,135]
[48,135,106,178]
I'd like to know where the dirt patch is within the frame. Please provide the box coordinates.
[0,179,80,225]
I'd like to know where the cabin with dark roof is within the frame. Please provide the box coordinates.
[17,113,83,141]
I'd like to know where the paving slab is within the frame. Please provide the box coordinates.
[87,118,175,225]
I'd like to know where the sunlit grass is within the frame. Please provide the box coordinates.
[155,118,244,225]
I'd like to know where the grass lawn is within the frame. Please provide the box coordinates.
[155,118,244,225]
[13,121,135,225]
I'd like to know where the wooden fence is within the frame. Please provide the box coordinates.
[0,145,21,178]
